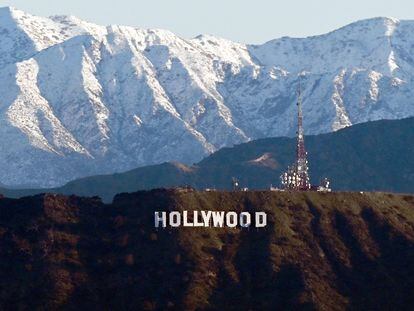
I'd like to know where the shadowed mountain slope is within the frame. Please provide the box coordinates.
[0,190,414,309]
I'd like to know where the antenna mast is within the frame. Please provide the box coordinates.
[295,78,311,190]
[281,76,311,190]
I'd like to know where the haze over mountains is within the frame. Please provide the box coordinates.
[0,7,413,187]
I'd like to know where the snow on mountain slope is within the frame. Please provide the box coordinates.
[0,7,413,187]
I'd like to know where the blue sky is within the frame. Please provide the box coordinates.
[2,0,413,43]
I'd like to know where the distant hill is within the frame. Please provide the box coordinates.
[1,117,412,202]
[1,190,414,309]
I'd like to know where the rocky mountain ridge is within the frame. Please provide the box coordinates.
[0,7,413,187]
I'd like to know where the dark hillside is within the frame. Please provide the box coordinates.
[1,190,414,309]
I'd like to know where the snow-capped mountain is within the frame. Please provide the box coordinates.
[0,7,413,187]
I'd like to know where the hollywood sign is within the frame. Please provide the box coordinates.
[155,211,267,228]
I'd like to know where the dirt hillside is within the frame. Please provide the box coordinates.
[1,190,414,310]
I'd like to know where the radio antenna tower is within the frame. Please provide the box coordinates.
[281,76,311,190]
[295,78,311,190]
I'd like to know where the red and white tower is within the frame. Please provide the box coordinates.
[281,80,311,190]
[295,81,311,190]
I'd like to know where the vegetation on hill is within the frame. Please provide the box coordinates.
[1,190,414,309]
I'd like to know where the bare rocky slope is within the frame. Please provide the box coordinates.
[1,7,414,187]
[1,190,414,310]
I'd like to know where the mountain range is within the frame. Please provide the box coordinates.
[0,7,413,187]
[1,117,412,202]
